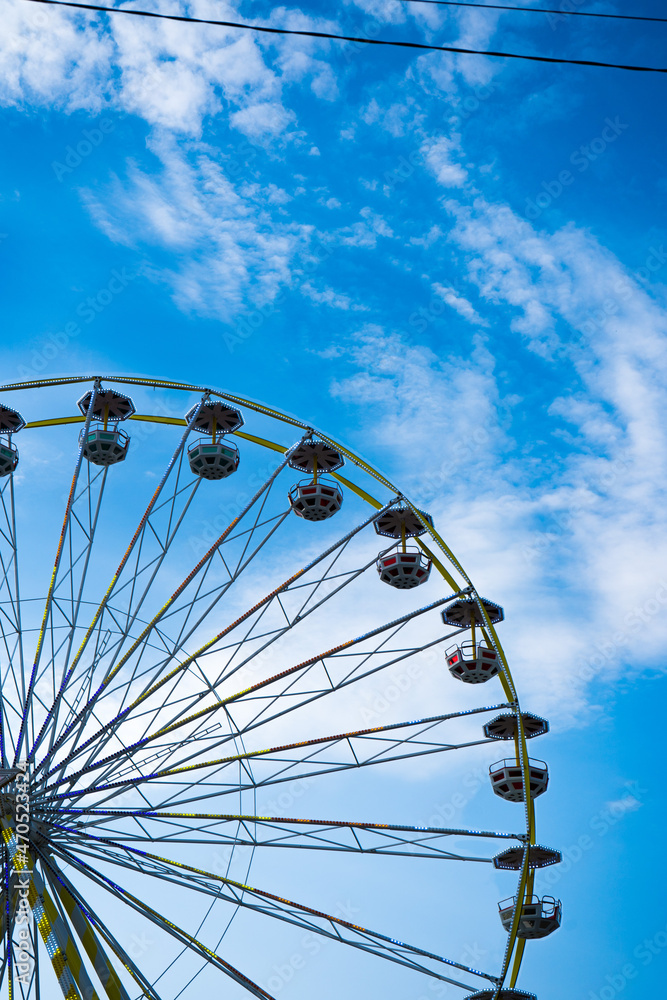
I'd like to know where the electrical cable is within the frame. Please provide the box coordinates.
[394,0,667,25]
[18,0,667,74]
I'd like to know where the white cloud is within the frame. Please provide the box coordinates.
[0,3,112,113]
[269,8,340,101]
[0,0,341,140]
[0,0,532,332]
[432,281,488,326]
[300,283,368,310]
[83,135,308,318]
[410,225,444,248]
[335,208,395,248]
[448,8,503,86]
[229,101,296,140]
[239,182,292,206]
[360,97,424,138]
[325,197,667,726]
[604,795,642,816]
[359,206,393,236]
[330,325,504,469]
[422,136,468,188]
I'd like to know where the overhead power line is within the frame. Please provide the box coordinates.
[19,0,667,74]
[395,0,667,24]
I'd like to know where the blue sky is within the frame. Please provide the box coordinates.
[1,1,667,998]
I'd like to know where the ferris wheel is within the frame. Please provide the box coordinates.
[0,375,560,1000]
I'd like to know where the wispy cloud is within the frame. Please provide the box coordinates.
[300,283,369,310]
[326,197,667,725]
[83,134,309,317]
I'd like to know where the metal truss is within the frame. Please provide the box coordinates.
[52,810,522,858]
[40,708,505,815]
[51,839,489,993]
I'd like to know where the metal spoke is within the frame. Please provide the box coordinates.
[41,708,505,810]
[14,381,100,763]
[51,810,522,860]
[28,398,211,765]
[34,448,297,780]
[39,594,465,794]
[37,851,161,1000]
[35,502,402,786]
[49,843,276,1000]
[51,836,491,992]
[0,475,24,767]
[31,461,110,760]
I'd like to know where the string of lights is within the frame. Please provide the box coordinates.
[18,0,667,74]
[394,0,667,25]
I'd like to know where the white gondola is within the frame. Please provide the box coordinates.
[374,505,432,589]
[498,895,561,939]
[0,440,19,477]
[288,478,343,520]
[287,437,344,521]
[446,641,500,684]
[187,438,240,480]
[0,404,25,476]
[376,547,431,589]
[489,757,549,802]
[185,399,243,480]
[78,387,135,466]
[80,425,130,467]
